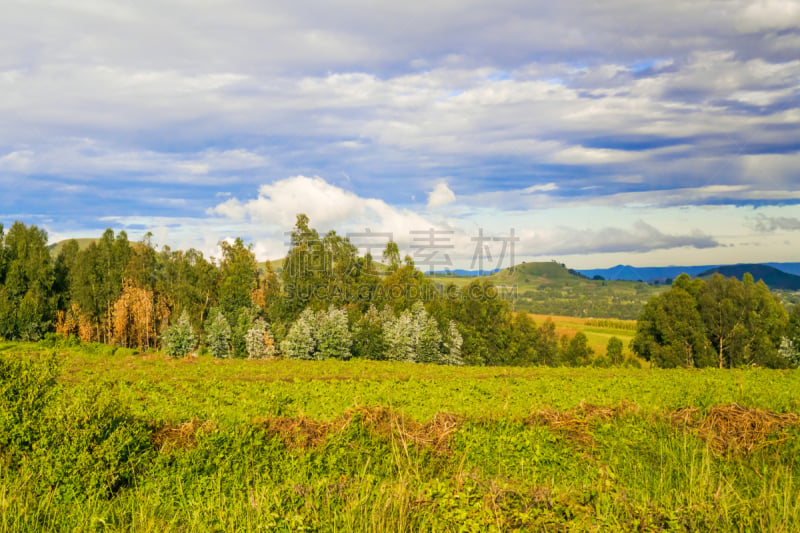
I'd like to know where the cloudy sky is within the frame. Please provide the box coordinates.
[2,0,800,269]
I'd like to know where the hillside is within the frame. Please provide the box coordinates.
[698,264,800,291]
[47,238,98,257]
[578,262,800,282]
[432,261,664,319]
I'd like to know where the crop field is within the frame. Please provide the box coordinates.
[2,341,800,531]
[526,314,637,358]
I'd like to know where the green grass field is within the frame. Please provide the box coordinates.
[2,342,800,531]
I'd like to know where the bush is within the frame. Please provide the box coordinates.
[623,357,643,369]
[314,307,352,360]
[205,309,232,358]
[592,355,612,368]
[0,354,59,450]
[352,306,387,360]
[30,391,154,501]
[246,318,276,359]
[163,310,197,358]
[282,308,316,359]
[606,337,624,366]
[39,332,80,349]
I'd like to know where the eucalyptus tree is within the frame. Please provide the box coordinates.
[0,222,55,340]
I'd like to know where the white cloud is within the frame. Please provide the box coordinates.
[427,182,456,208]
[736,0,800,32]
[210,175,441,249]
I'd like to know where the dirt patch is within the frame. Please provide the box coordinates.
[255,406,462,453]
[152,418,217,453]
[670,403,798,456]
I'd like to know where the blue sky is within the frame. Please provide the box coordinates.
[1,0,800,268]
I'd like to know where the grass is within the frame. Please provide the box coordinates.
[2,341,800,531]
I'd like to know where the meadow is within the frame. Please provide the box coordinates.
[2,341,800,531]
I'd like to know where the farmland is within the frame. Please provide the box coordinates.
[2,341,800,531]
[526,314,637,358]
[431,262,666,320]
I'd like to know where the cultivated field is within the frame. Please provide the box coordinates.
[526,314,637,358]
[2,342,800,531]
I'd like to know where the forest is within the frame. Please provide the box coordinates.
[1,216,798,368]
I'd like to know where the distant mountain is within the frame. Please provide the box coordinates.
[697,264,800,291]
[578,263,800,284]
[765,262,800,276]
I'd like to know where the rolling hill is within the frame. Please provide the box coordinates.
[47,238,98,257]
[578,262,800,282]
[697,264,800,291]
[431,261,665,319]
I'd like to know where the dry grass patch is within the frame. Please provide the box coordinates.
[152,418,217,453]
[255,406,462,453]
[526,400,639,445]
[670,403,798,456]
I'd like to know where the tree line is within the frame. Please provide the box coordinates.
[0,217,621,366]
[2,217,796,368]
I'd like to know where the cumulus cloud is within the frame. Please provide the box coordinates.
[427,182,456,208]
[210,175,441,248]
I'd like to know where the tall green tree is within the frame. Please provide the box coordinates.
[634,273,788,369]
[218,238,259,317]
[157,247,218,332]
[698,273,787,368]
[632,284,714,368]
[0,222,55,340]
[68,229,131,342]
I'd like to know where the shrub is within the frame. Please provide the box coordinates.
[246,318,276,359]
[352,306,388,360]
[162,310,197,358]
[606,336,624,366]
[30,391,155,501]
[313,307,352,360]
[0,354,59,450]
[205,309,232,358]
[442,320,464,366]
[417,316,443,364]
[282,308,317,359]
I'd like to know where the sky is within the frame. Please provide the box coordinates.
[1,0,800,269]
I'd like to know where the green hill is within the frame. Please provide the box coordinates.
[431,262,664,320]
[697,264,800,291]
[491,261,588,284]
[47,238,98,258]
